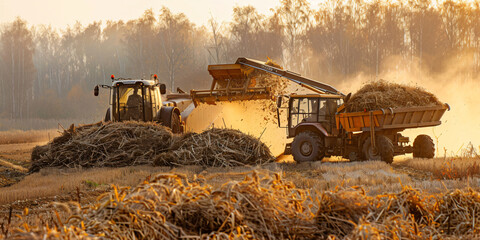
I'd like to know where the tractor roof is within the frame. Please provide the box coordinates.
[111,80,156,86]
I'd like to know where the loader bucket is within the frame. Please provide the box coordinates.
[190,63,273,106]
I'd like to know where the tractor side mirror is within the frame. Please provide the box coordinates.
[160,84,166,94]
[94,85,99,96]
[276,96,283,108]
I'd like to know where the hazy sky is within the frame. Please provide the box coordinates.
[0,0,323,29]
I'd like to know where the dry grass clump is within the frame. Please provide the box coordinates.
[345,80,442,112]
[8,171,317,239]
[30,122,274,172]
[6,172,480,239]
[30,122,173,172]
[154,128,274,167]
[315,188,370,237]
[435,189,480,235]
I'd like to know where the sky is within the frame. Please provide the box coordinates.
[0,0,324,29]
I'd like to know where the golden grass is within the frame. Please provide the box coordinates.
[0,129,59,145]
[0,166,170,205]
[395,157,480,180]
[5,171,480,239]
[4,159,480,207]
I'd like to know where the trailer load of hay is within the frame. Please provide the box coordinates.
[345,80,442,112]
[30,122,274,172]
[9,171,480,239]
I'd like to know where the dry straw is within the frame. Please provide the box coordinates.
[30,122,274,172]
[154,128,274,167]
[5,172,480,239]
[9,171,317,239]
[345,80,442,112]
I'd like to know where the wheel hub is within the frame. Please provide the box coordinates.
[300,141,313,156]
[368,146,381,160]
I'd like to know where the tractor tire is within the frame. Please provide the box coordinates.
[169,112,181,134]
[363,135,394,164]
[291,131,325,163]
[159,107,182,134]
[413,135,435,158]
[104,108,111,122]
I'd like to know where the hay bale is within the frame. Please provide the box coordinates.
[345,80,442,112]
[153,128,275,167]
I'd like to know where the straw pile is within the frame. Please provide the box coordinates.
[345,80,442,112]
[30,122,274,172]
[154,128,274,167]
[30,122,173,172]
[10,171,318,239]
[7,172,480,239]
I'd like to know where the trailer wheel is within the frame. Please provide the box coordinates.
[363,135,394,164]
[291,131,324,163]
[413,135,435,158]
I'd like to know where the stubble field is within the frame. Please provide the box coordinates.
[0,132,479,239]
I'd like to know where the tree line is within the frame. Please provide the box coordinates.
[0,0,478,120]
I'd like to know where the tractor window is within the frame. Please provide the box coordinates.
[289,97,320,128]
[113,85,145,121]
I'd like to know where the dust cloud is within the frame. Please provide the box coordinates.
[185,100,287,157]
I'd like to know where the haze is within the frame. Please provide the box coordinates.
[1,0,320,28]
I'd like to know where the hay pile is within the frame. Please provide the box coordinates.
[7,172,480,239]
[30,122,274,172]
[10,171,317,239]
[317,185,480,239]
[30,122,174,172]
[345,80,442,112]
[154,128,274,167]
[9,172,480,239]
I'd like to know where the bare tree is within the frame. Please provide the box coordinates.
[0,18,36,119]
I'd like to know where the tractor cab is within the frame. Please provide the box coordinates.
[277,94,343,138]
[94,75,167,123]
[110,80,165,122]
[94,75,184,133]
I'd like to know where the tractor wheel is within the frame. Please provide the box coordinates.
[291,131,325,163]
[169,112,181,134]
[413,135,435,158]
[363,135,394,164]
[104,108,111,122]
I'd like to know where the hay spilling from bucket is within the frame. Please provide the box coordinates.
[154,128,274,167]
[30,122,274,172]
[345,80,442,112]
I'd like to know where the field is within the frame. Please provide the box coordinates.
[1,133,479,239]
